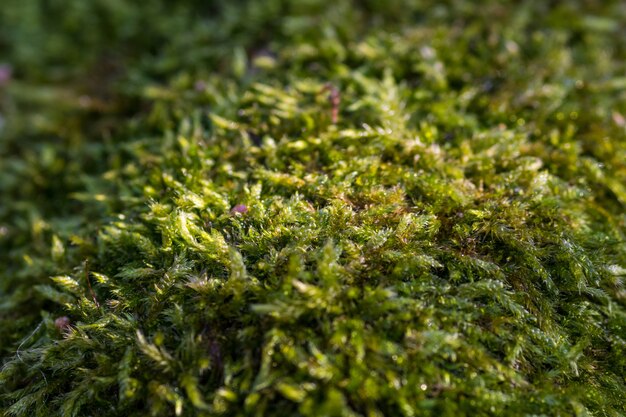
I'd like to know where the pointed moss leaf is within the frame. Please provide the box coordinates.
[50,275,82,296]
[181,374,210,410]
[51,235,65,262]
[136,330,174,371]
[276,380,307,403]
[34,284,75,305]
[607,265,626,276]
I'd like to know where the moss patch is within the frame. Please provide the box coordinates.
[1,1,625,416]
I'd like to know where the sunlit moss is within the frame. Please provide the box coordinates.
[1,1,625,416]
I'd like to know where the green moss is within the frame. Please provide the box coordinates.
[1,1,625,416]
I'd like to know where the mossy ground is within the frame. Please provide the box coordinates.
[1,1,625,416]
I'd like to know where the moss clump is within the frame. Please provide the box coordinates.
[1,1,625,416]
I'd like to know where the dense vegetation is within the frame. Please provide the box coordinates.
[1,1,625,416]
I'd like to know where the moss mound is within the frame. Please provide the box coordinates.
[1,1,625,416]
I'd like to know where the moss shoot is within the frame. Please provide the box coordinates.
[0,1,625,416]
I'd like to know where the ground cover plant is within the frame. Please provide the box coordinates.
[0,1,625,416]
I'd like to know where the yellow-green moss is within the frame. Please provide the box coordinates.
[1,1,625,416]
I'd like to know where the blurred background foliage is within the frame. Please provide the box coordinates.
[0,0,625,416]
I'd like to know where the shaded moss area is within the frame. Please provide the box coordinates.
[1,1,625,416]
